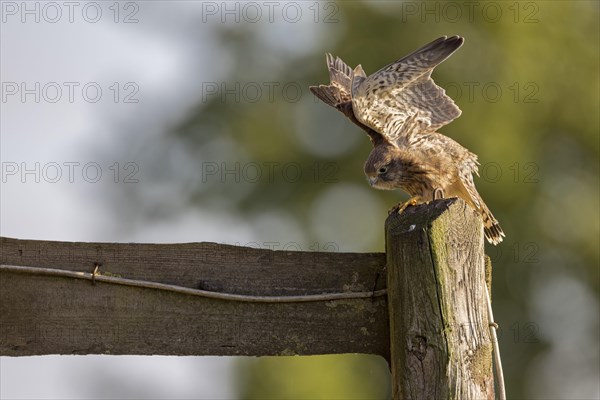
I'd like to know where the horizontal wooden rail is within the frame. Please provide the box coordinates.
[0,237,389,358]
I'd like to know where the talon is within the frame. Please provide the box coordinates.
[391,197,419,214]
[489,322,499,329]
[396,201,411,214]
[388,203,401,215]
[433,188,445,201]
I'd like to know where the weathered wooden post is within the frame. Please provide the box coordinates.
[385,198,494,399]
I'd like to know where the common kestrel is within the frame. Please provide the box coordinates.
[310,35,504,245]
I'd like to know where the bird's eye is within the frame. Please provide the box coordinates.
[378,167,387,174]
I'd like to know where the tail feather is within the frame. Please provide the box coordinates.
[456,166,504,245]
[481,205,505,245]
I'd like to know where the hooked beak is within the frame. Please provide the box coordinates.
[367,176,378,187]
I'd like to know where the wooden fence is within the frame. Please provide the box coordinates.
[0,198,497,399]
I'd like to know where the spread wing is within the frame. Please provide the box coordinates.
[310,53,355,106]
[351,36,463,146]
[310,54,384,145]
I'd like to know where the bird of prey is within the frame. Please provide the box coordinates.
[310,35,504,245]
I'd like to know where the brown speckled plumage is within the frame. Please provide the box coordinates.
[310,36,504,245]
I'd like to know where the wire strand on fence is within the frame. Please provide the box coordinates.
[0,264,387,303]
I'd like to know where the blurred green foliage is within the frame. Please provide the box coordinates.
[133,1,599,398]
[237,355,390,399]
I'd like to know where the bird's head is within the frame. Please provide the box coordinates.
[364,145,402,190]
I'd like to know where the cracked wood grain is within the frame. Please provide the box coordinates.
[386,198,494,400]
